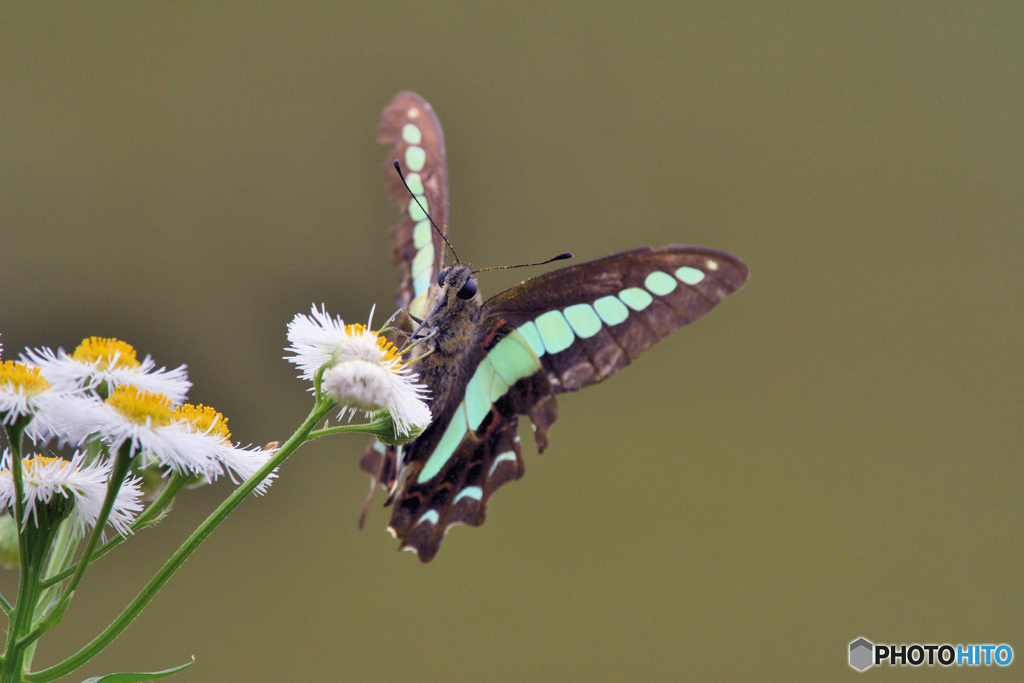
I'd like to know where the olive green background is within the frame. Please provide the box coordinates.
[1,3,1021,681]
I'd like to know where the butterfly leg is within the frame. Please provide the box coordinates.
[379,307,424,332]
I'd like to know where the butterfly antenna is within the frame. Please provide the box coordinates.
[393,160,460,264]
[472,252,573,275]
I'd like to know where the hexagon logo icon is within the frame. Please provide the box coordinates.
[849,638,874,671]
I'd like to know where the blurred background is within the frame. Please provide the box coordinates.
[1,3,1021,681]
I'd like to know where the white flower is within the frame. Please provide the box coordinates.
[1,360,60,427]
[0,451,143,537]
[285,305,431,435]
[22,338,190,404]
[171,404,277,495]
[57,385,220,477]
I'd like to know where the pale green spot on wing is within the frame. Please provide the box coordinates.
[645,271,678,296]
[535,309,575,354]
[618,287,653,311]
[417,509,439,525]
[411,243,435,278]
[489,451,517,477]
[409,291,429,318]
[418,405,468,483]
[464,358,496,431]
[517,321,546,357]
[676,266,705,285]
[488,369,510,402]
[488,330,542,386]
[413,270,432,297]
[404,172,424,196]
[563,303,602,339]
[413,219,432,249]
[401,123,422,145]
[405,145,426,172]
[408,195,429,222]
[454,486,483,504]
[593,295,629,325]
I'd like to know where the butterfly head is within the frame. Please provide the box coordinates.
[437,264,479,303]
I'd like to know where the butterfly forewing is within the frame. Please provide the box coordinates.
[484,245,748,393]
[377,91,449,321]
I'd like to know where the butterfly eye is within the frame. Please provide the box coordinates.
[456,277,478,300]
[437,267,450,286]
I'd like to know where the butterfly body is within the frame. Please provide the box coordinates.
[362,92,749,561]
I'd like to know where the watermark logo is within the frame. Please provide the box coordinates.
[849,637,1013,671]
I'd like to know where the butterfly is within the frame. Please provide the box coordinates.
[359,91,748,562]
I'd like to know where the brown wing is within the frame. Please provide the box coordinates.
[483,245,749,393]
[377,91,450,322]
[386,325,558,562]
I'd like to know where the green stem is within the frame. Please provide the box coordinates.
[24,400,334,683]
[0,435,67,683]
[2,421,29,674]
[22,517,80,672]
[307,417,389,441]
[38,473,186,590]
[19,444,135,645]
[0,594,11,617]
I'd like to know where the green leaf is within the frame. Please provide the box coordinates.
[80,657,194,683]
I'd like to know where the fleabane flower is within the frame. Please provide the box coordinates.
[22,337,191,404]
[0,360,56,426]
[285,305,431,436]
[171,404,277,495]
[62,385,219,477]
[0,451,143,537]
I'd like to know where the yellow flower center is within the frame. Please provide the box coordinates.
[72,337,140,370]
[21,455,66,475]
[173,404,231,442]
[0,361,51,395]
[344,324,404,366]
[106,385,173,426]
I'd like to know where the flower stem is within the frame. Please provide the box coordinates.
[19,444,136,645]
[23,400,334,683]
[37,473,186,590]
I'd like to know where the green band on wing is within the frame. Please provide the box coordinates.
[402,123,422,145]
[563,303,602,339]
[413,219,432,249]
[419,404,468,483]
[418,332,539,484]
[489,330,542,386]
[417,510,439,526]
[454,486,483,504]
[404,171,424,196]
[409,291,428,318]
[644,271,678,296]
[676,266,705,285]
[535,309,575,354]
[413,270,431,297]
[411,243,435,278]
[408,195,429,222]
[489,451,517,477]
[516,321,546,357]
[464,357,497,431]
[593,296,629,325]
[618,287,653,311]
[405,146,426,172]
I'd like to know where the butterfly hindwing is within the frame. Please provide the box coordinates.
[484,245,749,393]
[377,91,449,321]
[386,319,559,560]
